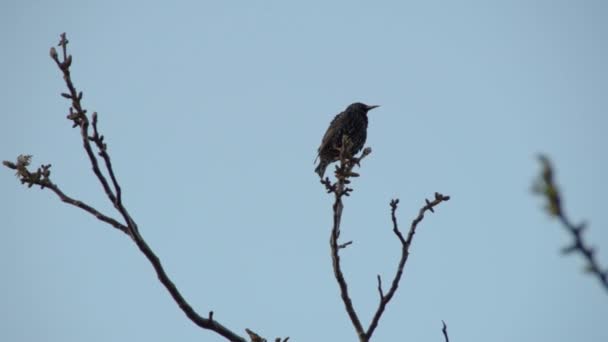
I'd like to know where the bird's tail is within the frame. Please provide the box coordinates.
[315,161,328,178]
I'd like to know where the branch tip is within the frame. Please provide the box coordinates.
[338,240,353,249]
[534,155,607,293]
[376,275,384,299]
[442,320,449,342]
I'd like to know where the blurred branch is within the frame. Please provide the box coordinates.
[534,154,608,294]
[441,320,449,342]
[4,33,251,342]
[245,329,289,342]
[321,137,450,341]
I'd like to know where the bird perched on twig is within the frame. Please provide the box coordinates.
[315,102,380,178]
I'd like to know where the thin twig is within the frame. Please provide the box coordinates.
[3,158,126,233]
[365,193,450,340]
[47,181,128,233]
[338,241,353,249]
[441,320,449,342]
[330,192,366,340]
[376,275,384,300]
[535,155,608,293]
[90,112,139,235]
[51,34,138,239]
[326,140,371,341]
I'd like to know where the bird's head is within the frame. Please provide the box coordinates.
[347,102,380,114]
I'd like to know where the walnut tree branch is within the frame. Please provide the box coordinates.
[5,33,249,342]
[50,34,138,238]
[534,155,608,294]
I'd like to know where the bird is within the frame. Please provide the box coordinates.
[315,102,379,178]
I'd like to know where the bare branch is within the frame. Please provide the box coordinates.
[246,329,289,342]
[534,155,608,293]
[50,33,139,239]
[376,275,384,300]
[321,138,450,341]
[4,156,127,233]
[365,193,450,340]
[324,141,371,341]
[441,320,449,342]
[330,194,366,341]
[89,111,137,235]
[245,329,265,342]
[338,240,353,249]
[6,33,249,342]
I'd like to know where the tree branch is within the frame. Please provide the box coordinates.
[3,156,127,233]
[324,138,371,341]
[321,136,450,341]
[365,193,450,340]
[534,155,608,293]
[50,33,138,238]
[5,33,249,342]
[441,320,449,342]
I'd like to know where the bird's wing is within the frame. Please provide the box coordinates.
[317,111,345,155]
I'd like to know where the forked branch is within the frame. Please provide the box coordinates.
[5,33,255,342]
[366,193,449,340]
[321,138,450,341]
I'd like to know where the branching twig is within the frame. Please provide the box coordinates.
[324,140,372,341]
[365,193,450,340]
[3,157,127,233]
[321,137,450,341]
[5,33,250,342]
[50,34,137,238]
[534,155,608,293]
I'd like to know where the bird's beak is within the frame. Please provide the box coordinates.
[366,105,380,110]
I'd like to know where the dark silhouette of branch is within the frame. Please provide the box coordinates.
[50,33,137,238]
[339,240,354,249]
[321,137,450,341]
[441,320,449,342]
[3,156,127,233]
[322,137,371,341]
[4,33,251,342]
[245,329,289,342]
[534,154,608,294]
[366,193,449,340]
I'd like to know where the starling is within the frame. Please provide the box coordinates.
[315,102,379,178]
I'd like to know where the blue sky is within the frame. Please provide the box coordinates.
[1,1,607,341]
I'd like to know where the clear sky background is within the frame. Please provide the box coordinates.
[1,1,607,341]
